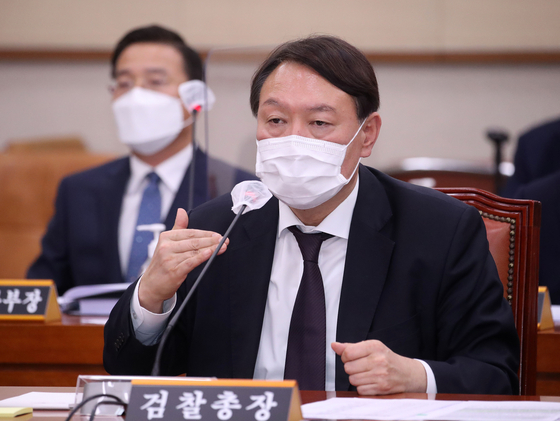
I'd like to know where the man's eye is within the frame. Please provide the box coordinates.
[147,79,167,88]
[116,80,133,90]
[314,121,328,127]
[269,118,283,124]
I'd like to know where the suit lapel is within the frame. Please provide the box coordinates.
[335,166,395,390]
[228,198,279,378]
[100,158,130,284]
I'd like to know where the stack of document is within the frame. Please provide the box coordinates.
[57,283,130,316]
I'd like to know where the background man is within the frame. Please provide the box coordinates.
[104,35,519,395]
[514,170,560,303]
[503,116,560,197]
[27,25,255,294]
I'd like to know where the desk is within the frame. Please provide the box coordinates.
[537,326,560,396]
[0,387,559,421]
[0,315,107,386]
[1,315,560,394]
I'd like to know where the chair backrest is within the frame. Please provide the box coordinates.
[0,151,114,278]
[437,187,541,395]
[5,136,86,153]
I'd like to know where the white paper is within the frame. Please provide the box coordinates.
[0,392,81,410]
[79,316,108,325]
[302,398,460,420]
[301,398,560,421]
[429,400,560,421]
[78,298,119,316]
[551,305,560,323]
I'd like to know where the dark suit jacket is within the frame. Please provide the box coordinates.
[503,117,560,197]
[27,148,256,295]
[514,170,560,303]
[104,165,519,394]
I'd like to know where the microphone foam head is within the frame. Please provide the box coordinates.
[178,80,216,113]
[231,181,272,215]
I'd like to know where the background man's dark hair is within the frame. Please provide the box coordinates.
[250,35,379,121]
[111,25,203,81]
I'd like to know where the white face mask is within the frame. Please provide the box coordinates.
[255,121,365,210]
[112,87,192,155]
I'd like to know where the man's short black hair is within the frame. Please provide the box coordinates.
[250,35,379,121]
[111,25,203,81]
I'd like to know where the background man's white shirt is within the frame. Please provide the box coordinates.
[119,144,192,275]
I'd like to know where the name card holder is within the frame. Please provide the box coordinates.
[538,286,554,331]
[0,279,61,322]
[127,378,302,421]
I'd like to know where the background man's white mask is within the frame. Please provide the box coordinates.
[112,87,191,155]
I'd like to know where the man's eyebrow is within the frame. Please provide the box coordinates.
[261,98,281,108]
[114,68,168,77]
[306,104,336,113]
[114,69,132,78]
[144,68,168,75]
[260,99,336,113]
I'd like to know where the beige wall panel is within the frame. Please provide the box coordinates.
[443,0,560,50]
[2,0,560,51]
[0,0,183,48]
[0,0,442,50]
[1,60,560,173]
[178,0,442,50]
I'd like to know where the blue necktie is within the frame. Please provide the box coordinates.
[284,226,333,390]
[126,172,161,283]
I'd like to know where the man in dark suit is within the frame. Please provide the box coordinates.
[27,25,255,295]
[503,117,560,197]
[514,170,560,303]
[104,36,519,395]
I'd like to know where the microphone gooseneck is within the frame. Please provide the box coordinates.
[186,108,199,212]
[151,203,246,376]
[151,180,272,376]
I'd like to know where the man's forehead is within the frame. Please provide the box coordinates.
[259,62,353,113]
[115,43,185,75]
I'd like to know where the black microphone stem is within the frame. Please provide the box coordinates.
[151,203,247,376]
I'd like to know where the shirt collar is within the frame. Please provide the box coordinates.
[127,143,193,195]
[277,176,360,240]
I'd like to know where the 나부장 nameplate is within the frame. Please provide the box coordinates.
[0,280,61,322]
[127,379,302,421]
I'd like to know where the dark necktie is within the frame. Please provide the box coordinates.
[126,172,161,283]
[284,226,333,390]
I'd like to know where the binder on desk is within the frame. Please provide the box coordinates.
[58,283,130,316]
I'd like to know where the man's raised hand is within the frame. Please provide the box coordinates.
[138,208,228,313]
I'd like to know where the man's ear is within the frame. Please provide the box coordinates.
[360,112,382,158]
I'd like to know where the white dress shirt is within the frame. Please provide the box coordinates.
[130,176,436,393]
[118,144,193,277]
[252,179,359,390]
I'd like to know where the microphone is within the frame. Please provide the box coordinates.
[151,181,272,376]
[178,80,216,113]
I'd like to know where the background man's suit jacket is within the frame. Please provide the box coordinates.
[515,170,560,303]
[104,165,519,394]
[503,117,560,197]
[27,148,256,295]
